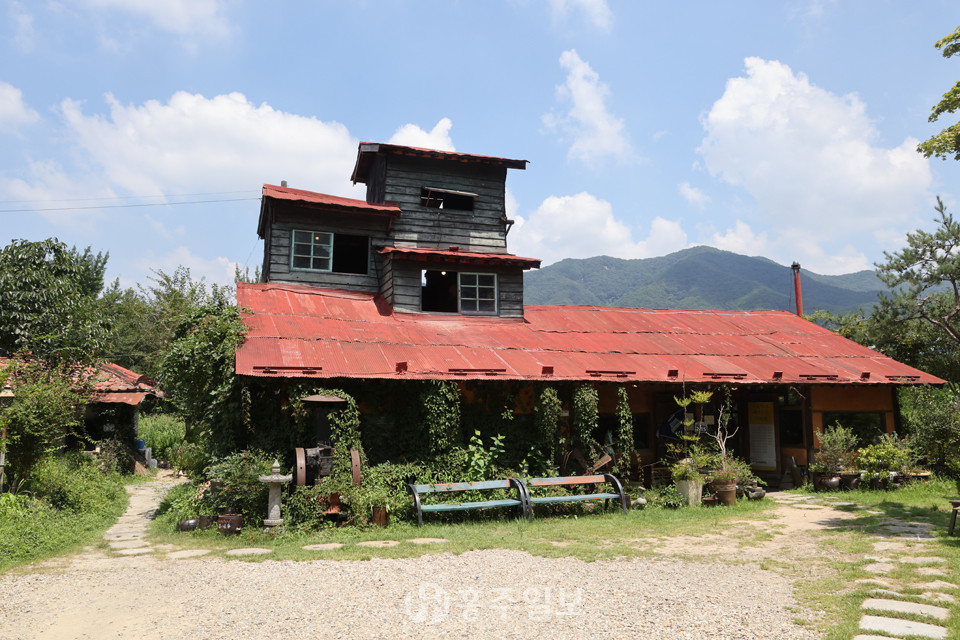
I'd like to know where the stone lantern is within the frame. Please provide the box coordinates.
[258,460,292,532]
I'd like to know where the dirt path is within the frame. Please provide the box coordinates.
[0,485,940,640]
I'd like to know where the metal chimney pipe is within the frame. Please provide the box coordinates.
[791,261,803,316]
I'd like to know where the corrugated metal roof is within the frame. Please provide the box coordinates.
[0,358,163,404]
[261,184,401,215]
[235,283,943,386]
[380,246,541,269]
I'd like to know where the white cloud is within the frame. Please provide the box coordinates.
[0,81,39,133]
[510,192,687,265]
[678,182,710,208]
[547,0,613,30]
[135,245,238,287]
[52,91,361,198]
[9,2,35,52]
[709,221,768,255]
[78,0,233,39]
[698,57,931,274]
[542,49,632,163]
[388,118,455,151]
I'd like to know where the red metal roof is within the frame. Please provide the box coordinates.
[0,358,163,405]
[351,142,527,183]
[234,283,943,386]
[258,184,401,239]
[380,246,541,269]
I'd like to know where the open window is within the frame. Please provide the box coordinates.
[420,187,475,211]
[291,230,368,275]
[421,270,497,314]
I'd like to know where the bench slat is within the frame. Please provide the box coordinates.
[413,480,513,493]
[529,493,620,504]
[527,475,606,487]
[421,499,524,512]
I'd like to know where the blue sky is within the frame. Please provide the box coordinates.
[1,0,959,288]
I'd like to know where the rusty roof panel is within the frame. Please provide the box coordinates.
[235,283,943,386]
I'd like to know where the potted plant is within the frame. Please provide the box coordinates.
[858,434,910,490]
[706,466,738,506]
[671,460,703,506]
[812,422,857,491]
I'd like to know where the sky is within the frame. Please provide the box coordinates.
[1,0,959,288]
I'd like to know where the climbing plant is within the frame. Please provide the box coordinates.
[534,386,562,472]
[614,387,634,474]
[420,380,462,457]
[571,383,599,453]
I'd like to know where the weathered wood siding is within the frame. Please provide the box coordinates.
[389,257,526,317]
[377,157,510,253]
[265,202,390,291]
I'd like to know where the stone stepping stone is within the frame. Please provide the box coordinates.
[407,538,448,545]
[917,567,949,576]
[901,556,947,564]
[103,533,147,541]
[302,543,344,551]
[870,589,905,598]
[853,635,905,640]
[116,548,154,556]
[865,556,895,563]
[167,549,212,559]
[109,539,150,550]
[860,614,946,639]
[857,578,895,588]
[225,548,272,556]
[873,542,908,552]
[921,592,956,604]
[863,563,896,574]
[861,598,949,621]
[897,533,935,541]
[356,540,400,548]
[913,581,958,591]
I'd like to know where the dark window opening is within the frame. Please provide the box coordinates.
[291,230,368,275]
[421,269,459,313]
[332,233,369,274]
[780,409,804,447]
[633,413,651,449]
[594,413,650,452]
[420,187,475,211]
[822,411,885,447]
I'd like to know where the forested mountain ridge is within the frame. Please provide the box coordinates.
[523,246,884,314]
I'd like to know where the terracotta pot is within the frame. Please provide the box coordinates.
[176,518,199,532]
[197,515,217,529]
[713,482,737,506]
[372,506,389,527]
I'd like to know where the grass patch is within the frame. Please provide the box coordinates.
[149,497,776,563]
[0,454,128,573]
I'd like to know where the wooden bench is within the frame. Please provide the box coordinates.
[407,479,530,527]
[523,474,628,515]
[948,499,960,535]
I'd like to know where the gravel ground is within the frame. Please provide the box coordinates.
[0,475,820,640]
[0,550,816,640]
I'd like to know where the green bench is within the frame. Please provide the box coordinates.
[407,479,529,527]
[408,474,628,526]
[524,474,628,516]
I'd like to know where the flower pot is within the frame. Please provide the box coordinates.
[869,475,889,490]
[675,479,703,506]
[197,515,217,529]
[818,474,841,491]
[372,506,389,527]
[712,482,737,506]
[176,518,199,532]
[217,513,242,535]
[840,472,861,491]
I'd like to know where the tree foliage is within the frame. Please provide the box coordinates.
[0,239,109,363]
[873,198,960,361]
[918,25,960,161]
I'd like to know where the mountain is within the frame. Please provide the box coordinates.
[522,246,885,314]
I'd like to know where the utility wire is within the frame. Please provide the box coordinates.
[0,197,261,213]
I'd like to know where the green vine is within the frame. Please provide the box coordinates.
[614,387,634,474]
[534,386,562,472]
[572,383,599,453]
[420,380,462,457]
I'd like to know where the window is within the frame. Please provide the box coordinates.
[291,230,368,275]
[822,411,884,447]
[421,270,497,314]
[459,273,497,314]
[420,187,475,211]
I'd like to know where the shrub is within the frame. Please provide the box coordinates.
[138,413,186,463]
[26,453,125,514]
[171,441,210,478]
[900,385,960,469]
[858,434,911,476]
[816,422,858,473]
[644,484,684,509]
[200,449,276,525]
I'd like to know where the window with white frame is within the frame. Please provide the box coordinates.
[459,272,497,314]
[291,230,368,274]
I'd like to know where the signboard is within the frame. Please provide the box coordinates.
[748,402,777,471]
